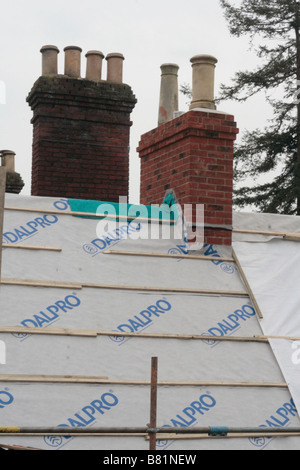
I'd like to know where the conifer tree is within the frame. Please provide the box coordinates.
[217,0,300,214]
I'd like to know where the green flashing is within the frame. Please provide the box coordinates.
[68,197,179,224]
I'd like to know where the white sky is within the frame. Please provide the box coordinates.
[0,0,273,203]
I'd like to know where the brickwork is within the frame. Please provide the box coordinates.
[27,76,136,201]
[137,110,239,245]
[5,172,24,194]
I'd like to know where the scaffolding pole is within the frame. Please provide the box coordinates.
[0,167,6,281]
[0,426,300,437]
[149,357,158,451]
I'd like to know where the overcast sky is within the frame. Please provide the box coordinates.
[0,0,273,203]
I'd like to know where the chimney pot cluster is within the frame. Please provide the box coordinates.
[40,45,125,83]
[157,53,218,125]
[28,46,137,202]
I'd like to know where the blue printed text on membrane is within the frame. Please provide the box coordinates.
[2,215,59,245]
[201,303,256,347]
[12,294,81,341]
[44,391,119,449]
[157,392,217,449]
[0,391,14,409]
[249,398,299,449]
[168,242,235,274]
[109,299,172,344]
[83,221,141,256]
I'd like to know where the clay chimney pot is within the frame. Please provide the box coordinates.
[64,46,82,78]
[106,53,125,83]
[85,50,105,81]
[40,45,60,75]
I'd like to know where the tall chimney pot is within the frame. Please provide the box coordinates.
[158,63,179,126]
[64,46,82,78]
[85,50,105,81]
[40,45,60,75]
[189,54,218,110]
[106,53,125,83]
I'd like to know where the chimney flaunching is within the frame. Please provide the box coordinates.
[138,54,239,247]
[27,45,137,202]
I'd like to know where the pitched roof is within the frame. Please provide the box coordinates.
[0,193,300,450]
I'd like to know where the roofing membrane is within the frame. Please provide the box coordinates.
[0,193,300,450]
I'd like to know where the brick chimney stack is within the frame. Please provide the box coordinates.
[0,150,24,194]
[138,54,239,246]
[27,45,137,202]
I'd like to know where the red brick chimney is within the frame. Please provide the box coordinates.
[138,54,239,246]
[27,45,137,202]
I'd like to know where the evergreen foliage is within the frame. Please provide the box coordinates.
[218,0,300,214]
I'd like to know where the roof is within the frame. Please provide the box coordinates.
[0,193,300,450]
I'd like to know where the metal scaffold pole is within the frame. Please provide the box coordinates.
[0,167,6,282]
[149,357,158,451]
